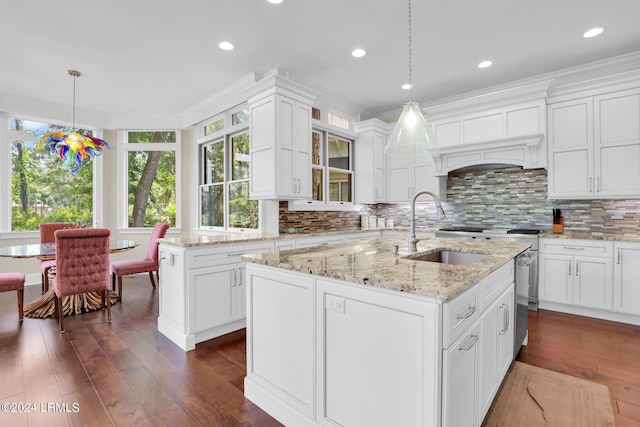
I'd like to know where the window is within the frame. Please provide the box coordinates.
[118,130,180,229]
[308,130,353,205]
[199,105,258,231]
[3,117,100,232]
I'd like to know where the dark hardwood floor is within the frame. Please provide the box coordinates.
[1,275,639,426]
[0,275,282,427]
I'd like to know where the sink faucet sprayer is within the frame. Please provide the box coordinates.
[408,190,446,253]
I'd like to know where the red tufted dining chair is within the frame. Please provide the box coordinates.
[111,222,169,302]
[39,222,74,293]
[52,228,111,332]
[0,273,25,321]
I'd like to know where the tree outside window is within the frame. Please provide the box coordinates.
[124,131,178,227]
[9,118,95,231]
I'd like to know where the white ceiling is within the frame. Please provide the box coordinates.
[2,0,640,124]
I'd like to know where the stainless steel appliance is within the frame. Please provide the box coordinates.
[435,227,539,357]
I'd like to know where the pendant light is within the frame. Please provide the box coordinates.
[384,0,438,155]
[38,70,110,175]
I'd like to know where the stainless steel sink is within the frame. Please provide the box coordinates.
[403,250,488,265]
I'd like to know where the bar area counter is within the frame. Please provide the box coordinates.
[242,237,529,427]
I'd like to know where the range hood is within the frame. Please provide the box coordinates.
[423,80,551,176]
[430,132,545,176]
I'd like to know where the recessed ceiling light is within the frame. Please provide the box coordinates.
[219,41,234,51]
[267,0,284,3]
[583,27,604,38]
[352,48,366,58]
[401,83,413,90]
[478,60,493,69]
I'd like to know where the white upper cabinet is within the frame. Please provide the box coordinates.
[246,74,315,200]
[548,87,640,199]
[386,152,441,202]
[354,119,387,204]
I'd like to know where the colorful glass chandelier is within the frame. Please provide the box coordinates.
[38,70,110,174]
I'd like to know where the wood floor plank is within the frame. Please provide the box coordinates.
[64,385,113,427]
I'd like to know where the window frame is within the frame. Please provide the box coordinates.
[0,113,105,238]
[116,129,181,232]
[196,104,259,233]
[290,120,358,211]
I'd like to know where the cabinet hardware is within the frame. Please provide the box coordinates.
[563,246,585,251]
[575,261,579,276]
[456,304,477,320]
[459,334,479,351]
[597,177,601,192]
[569,262,572,276]
[589,177,593,192]
[226,251,247,257]
[617,248,621,265]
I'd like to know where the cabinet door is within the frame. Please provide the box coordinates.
[190,265,236,333]
[594,90,640,197]
[614,243,640,315]
[413,153,438,195]
[443,322,480,427]
[293,101,312,198]
[497,286,514,379]
[539,254,573,303]
[547,99,593,198]
[573,256,613,310]
[386,154,411,202]
[478,299,500,421]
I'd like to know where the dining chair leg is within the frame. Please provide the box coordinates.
[101,290,105,309]
[17,289,24,321]
[149,271,157,288]
[56,296,65,333]
[106,290,111,323]
[117,275,123,302]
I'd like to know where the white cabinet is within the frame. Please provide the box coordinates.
[249,92,313,200]
[478,285,514,421]
[386,152,440,202]
[539,239,613,311]
[614,242,640,316]
[158,240,275,351]
[443,321,480,427]
[442,261,514,427]
[354,119,387,203]
[245,260,516,427]
[548,88,640,199]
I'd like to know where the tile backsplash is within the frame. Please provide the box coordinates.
[279,166,640,236]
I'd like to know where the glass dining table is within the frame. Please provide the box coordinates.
[0,240,138,319]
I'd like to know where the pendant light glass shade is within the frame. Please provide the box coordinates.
[385,102,438,155]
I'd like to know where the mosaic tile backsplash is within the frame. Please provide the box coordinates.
[279,166,640,237]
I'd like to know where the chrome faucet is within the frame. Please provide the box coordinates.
[408,190,446,253]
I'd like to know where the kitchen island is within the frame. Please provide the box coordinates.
[242,236,529,427]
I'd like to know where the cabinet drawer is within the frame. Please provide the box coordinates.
[540,238,612,257]
[443,284,481,349]
[481,262,515,308]
[187,241,275,268]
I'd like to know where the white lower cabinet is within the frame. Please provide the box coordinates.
[538,238,640,325]
[443,264,514,427]
[245,261,516,427]
[158,240,275,351]
[614,242,640,316]
[443,321,480,427]
[539,239,613,311]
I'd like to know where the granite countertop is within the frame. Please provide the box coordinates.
[157,227,437,248]
[242,236,529,302]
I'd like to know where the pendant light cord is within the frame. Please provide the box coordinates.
[68,69,81,132]
[408,0,413,103]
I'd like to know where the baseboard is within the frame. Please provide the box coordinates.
[539,301,640,326]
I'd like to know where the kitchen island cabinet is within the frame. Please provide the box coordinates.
[243,237,526,427]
